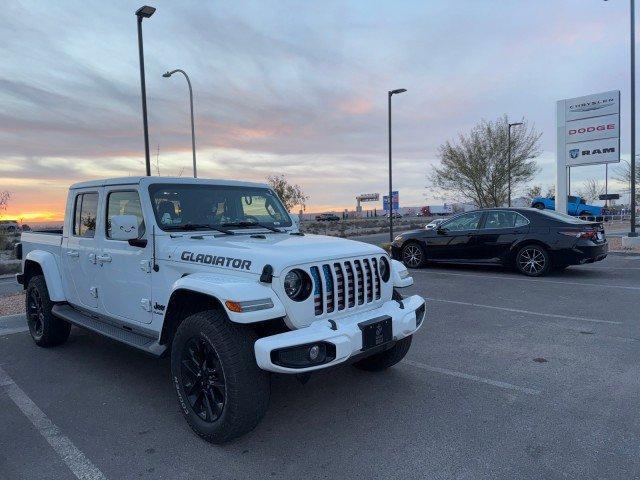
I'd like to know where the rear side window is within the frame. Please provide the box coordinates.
[483,211,530,229]
[73,193,98,238]
[106,191,146,239]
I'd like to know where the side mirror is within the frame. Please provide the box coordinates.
[436,226,447,234]
[109,215,140,241]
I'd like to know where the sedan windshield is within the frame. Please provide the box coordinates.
[149,183,292,232]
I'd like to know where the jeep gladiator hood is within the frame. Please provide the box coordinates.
[163,233,386,276]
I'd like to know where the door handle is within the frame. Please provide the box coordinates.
[66,250,79,258]
[96,254,112,263]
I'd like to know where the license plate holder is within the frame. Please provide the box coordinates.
[359,315,392,351]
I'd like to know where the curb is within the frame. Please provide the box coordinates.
[607,250,640,257]
[0,313,26,322]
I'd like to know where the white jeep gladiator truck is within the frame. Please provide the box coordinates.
[17,177,425,443]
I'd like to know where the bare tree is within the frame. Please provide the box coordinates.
[0,191,11,218]
[430,115,541,207]
[613,159,640,202]
[576,178,604,204]
[267,174,309,212]
[545,185,556,198]
[523,185,542,205]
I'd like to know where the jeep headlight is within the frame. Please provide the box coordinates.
[284,269,312,301]
[379,256,391,282]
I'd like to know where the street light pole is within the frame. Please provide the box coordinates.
[507,121,523,207]
[388,88,406,243]
[135,5,156,177]
[631,0,638,236]
[163,69,197,177]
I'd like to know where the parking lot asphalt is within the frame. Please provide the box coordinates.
[1,255,639,480]
[0,276,21,296]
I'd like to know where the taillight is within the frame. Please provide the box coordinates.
[559,230,597,239]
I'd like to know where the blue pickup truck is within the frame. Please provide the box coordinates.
[531,196,603,219]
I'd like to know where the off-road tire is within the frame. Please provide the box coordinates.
[171,310,270,444]
[25,275,70,347]
[353,335,413,372]
[515,244,551,277]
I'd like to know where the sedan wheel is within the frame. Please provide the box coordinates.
[516,245,550,277]
[402,243,425,268]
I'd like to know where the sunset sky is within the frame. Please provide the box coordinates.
[0,0,635,223]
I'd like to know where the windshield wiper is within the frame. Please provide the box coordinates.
[220,221,282,233]
[163,223,234,235]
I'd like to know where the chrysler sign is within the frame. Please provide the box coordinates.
[564,90,619,122]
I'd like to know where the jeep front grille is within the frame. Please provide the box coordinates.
[312,257,382,316]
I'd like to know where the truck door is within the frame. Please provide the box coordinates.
[98,189,152,324]
[62,190,101,309]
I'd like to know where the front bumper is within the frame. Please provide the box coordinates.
[254,294,425,373]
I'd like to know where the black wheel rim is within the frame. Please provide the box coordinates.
[180,337,226,423]
[26,288,44,338]
[518,247,545,275]
[402,245,423,268]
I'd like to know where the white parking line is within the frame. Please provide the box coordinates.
[424,297,620,325]
[403,360,541,395]
[0,366,106,480]
[415,269,640,291]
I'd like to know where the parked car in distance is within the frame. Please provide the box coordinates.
[391,208,608,276]
[386,212,403,219]
[531,195,603,219]
[425,218,446,230]
[0,219,20,234]
[315,213,340,221]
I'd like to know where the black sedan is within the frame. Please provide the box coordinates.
[391,208,608,276]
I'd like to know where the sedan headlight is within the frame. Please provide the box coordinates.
[283,269,312,301]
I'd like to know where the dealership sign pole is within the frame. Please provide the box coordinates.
[556,90,621,214]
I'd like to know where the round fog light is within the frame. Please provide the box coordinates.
[309,345,320,361]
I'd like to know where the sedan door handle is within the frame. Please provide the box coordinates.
[66,250,79,258]
[96,254,112,263]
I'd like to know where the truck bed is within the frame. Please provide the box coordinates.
[20,231,63,265]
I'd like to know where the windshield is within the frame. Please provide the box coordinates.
[149,183,292,232]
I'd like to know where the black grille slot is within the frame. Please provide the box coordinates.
[354,260,364,305]
[372,258,381,299]
[310,266,323,316]
[322,264,335,313]
[334,263,345,310]
[345,262,355,307]
[363,259,373,303]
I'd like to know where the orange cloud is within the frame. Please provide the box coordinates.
[338,98,374,115]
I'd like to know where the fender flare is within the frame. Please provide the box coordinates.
[167,272,287,324]
[24,250,66,301]
[390,259,414,288]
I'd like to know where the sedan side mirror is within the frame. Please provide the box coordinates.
[436,226,447,234]
[109,215,140,241]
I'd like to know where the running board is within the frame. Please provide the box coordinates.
[52,305,166,357]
